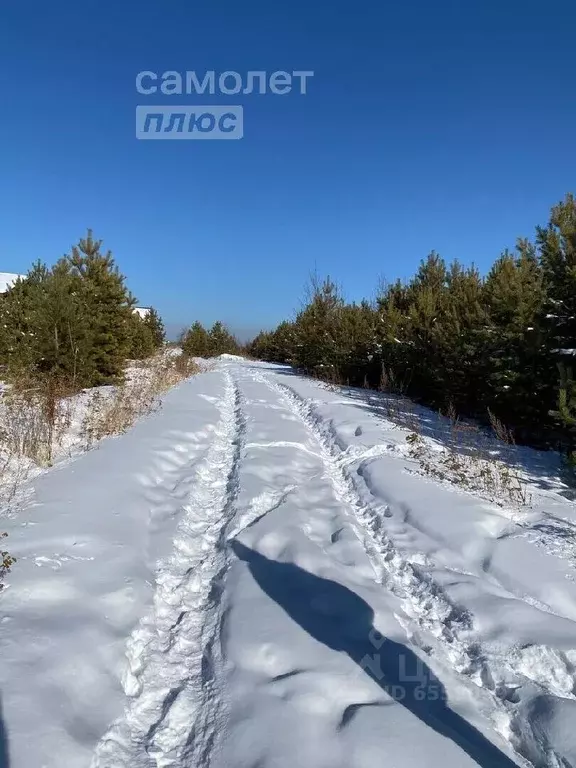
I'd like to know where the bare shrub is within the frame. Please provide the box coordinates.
[0,453,33,509]
[0,375,75,467]
[81,385,154,447]
[445,401,459,431]
[0,395,52,464]
[81,353,199,446]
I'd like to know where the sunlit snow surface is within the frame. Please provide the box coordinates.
[1,358,576,768]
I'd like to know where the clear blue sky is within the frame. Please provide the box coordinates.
[1,0,575,339]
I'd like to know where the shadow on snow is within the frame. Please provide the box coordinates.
[0,695,9,768]
[232,540,519,768]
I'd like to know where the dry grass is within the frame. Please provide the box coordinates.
[0,377,75,467]
[81,353,199,446]
[379,364,413,397]
[406,426,531,508]
[314,364,532,508]
[371,385,530,507]
[0,352,200,500]
[0,454,33,509]
[487,408,516,445]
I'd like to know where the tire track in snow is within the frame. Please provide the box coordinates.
[92,370,245,768]
[253,372,472,641]
[254,372,576,768]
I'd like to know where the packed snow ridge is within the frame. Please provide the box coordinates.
[1,358,576,768]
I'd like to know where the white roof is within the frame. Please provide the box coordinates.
[134,306,151,319]
[0,272,25,293]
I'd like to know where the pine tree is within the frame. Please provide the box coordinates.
[335,301,378,386]
[36,258,94,386]
[538,195,576,355]
[248,322,296,363]
[270,321,296,363]
[482,243,547,437]
[181,321,210,357]
[0,262,48,374]
[127,314,156,360]
[292,276,344,377]
[550,363,576,461]
[207,322,238,357]
[145,308,165,349]
[537,195,576,451]
[0,260,93,387]
[374,279,413,393]
[403,253,450,405]
[65,230,135,385]
[0,231,165,393]
[247,331,272,360]
[439,261,487,414]
[247,192,576,451]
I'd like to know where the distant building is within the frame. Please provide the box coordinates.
[0,272,25,294]
[133,306,151,319]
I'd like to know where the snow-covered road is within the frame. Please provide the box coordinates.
[2,359,576,768]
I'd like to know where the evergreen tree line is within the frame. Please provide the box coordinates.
[0,230,165,390]
[180,321,240,358]
[248,194,576,460]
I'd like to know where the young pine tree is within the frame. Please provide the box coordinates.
[292,276,344,377]
[181,321,210,357]
[438,261,487,415]
[537,195,576,451]
[0,260,92,387]
[65,230,135,385]
[127,314,156,360]
[144,308,165,349]
[403,253,450,405]
[550,363,576,462]
[482,243,547,438]
[0,263,48,375]
[207,322,238,357]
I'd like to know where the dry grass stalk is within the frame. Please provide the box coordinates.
[487,408,516,445]
[406,426,530,508]
[81,354,199,446]
[0,376,74,467]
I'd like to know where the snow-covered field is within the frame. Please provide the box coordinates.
[1,358,576,768]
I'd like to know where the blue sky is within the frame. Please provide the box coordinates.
[1,0,575,339]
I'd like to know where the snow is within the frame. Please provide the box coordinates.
[0,359,179,514]
[0,272,25,293]
[1,359,576,767]
[0,383,105,513]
